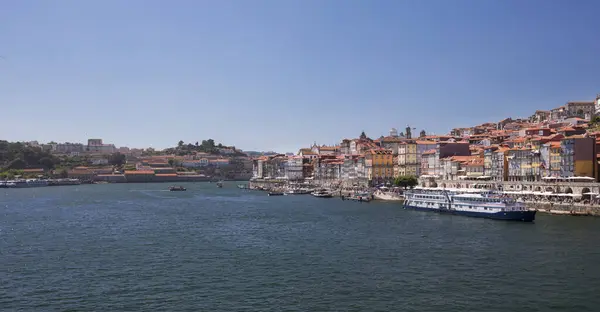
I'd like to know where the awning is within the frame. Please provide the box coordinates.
[568,176,595,180]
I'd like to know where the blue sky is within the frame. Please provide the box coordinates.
[1,0,599,153]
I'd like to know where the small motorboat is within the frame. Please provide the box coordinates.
[216,181,224,188]
[349,192,371,202]
[373,188,404,201]
[312,190,333,198]
[268,191,284,196]
[284,189,310,195]
[169,186,186,191]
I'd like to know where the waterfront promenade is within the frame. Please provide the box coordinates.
[421,178,600,216]
[249,178,600,216]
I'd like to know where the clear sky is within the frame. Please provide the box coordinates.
[1,0,599,152]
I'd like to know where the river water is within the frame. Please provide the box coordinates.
[2,182,600,311]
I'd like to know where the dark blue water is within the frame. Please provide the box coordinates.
[2,182,600,311]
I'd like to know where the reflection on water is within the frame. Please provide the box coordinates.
[1,182,600,311]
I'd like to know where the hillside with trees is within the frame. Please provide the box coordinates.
[163,139,245,156]
[0,140,128,176]
[0,140,59,171]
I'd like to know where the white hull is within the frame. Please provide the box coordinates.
[373,191,404,201]
[403,191,535,221]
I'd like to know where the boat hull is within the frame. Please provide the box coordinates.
[373,193,404,201]
[403,204,536,222]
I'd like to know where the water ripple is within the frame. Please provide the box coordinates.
[1,182,600,311]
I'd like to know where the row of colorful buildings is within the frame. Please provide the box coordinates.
[252,94,600,186]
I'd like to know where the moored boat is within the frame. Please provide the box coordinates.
[347,192,371,202]
[169,186,186,191]
[9,179,49,188]
[48,178,81,186]
[268,191,284,196]
[312,189,333,198]
[216,181,224,188]
[0,181,16,188]
[373,188,404,201]
[403,190,535,222]
[284,188,310,195]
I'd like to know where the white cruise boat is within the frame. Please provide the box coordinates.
[12,179,49,188]
[404,190,535,222]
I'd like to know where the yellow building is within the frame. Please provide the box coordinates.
[366,149,394,183]
[398,141,418,176]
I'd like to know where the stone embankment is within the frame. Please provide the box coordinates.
[526,202,600,216]
[249,180,370,197]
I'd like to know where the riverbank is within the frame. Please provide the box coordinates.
[250,180,600,217]
[248,180,372,196]
[526,202,600,216]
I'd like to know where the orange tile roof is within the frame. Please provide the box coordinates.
[320,146,338,151]
[449,156,474,162]
[422,149,436,155]
[125,170,155,175]
[416,140,436,145]
[466,160,484,167]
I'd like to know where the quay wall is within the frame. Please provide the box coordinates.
[526,202,600,216]
[423,179,600,195]
[93,174,211,183]
[249,179,369,191]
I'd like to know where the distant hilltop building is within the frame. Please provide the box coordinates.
[87,138,116,154]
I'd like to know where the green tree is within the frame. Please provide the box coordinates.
[394,175,418,189]
[108,153,126,166]
[419,130,426,138]
[178,140,184,148]
[5,158,26,170]
[58,168,69,178]
[38,157,56,169]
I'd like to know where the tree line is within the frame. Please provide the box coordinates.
[163,139,244,156]
[393,175,418,189]
[0,140,127,172]
[0,140,58,171]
